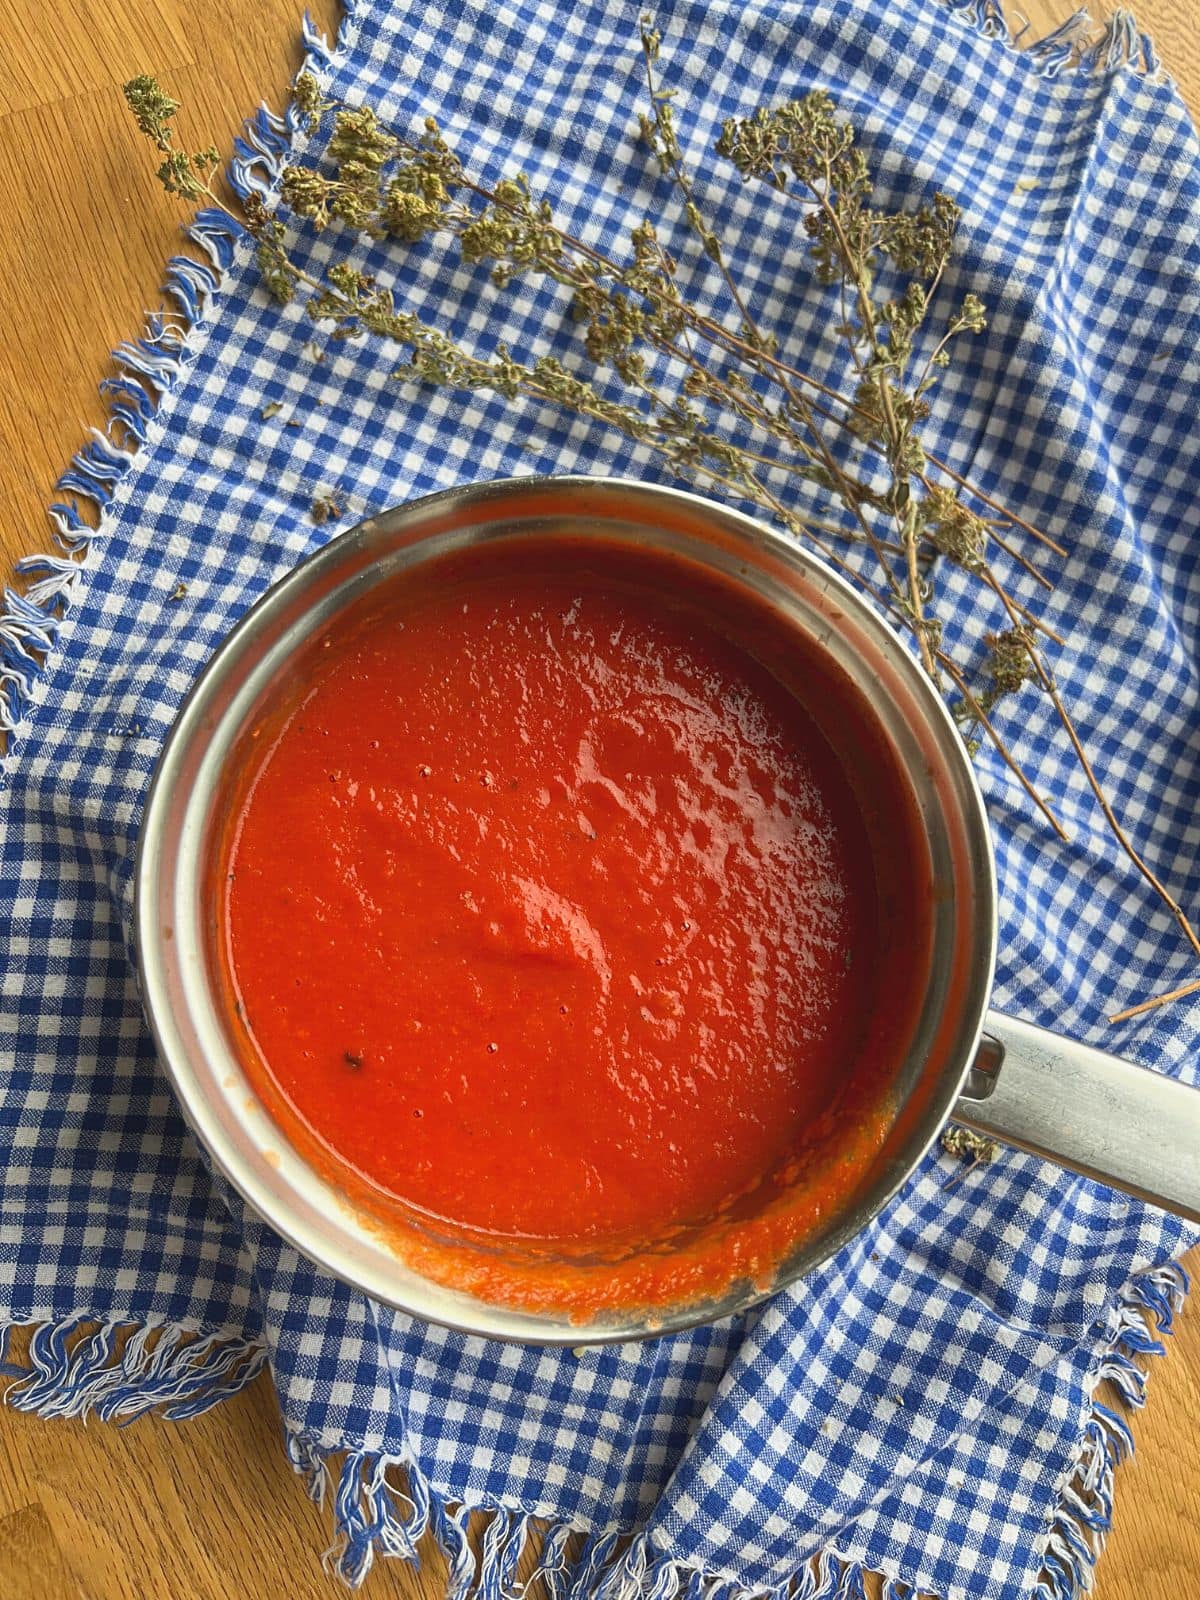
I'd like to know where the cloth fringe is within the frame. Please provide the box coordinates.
[1,1315,265,1424]
[943,2,1161,79]
[275,1259,1189,1592]
[0,0,359,750]
[0,206,237,743]
[1030,1260,1189,1599]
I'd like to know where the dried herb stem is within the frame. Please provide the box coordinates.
[1111,978,1200,1025]
[1003,594,1065,648]
[988,525,1054,592]
[937,652,1068,839]
[639,23,760,353]
[635,26,914,628]
[983,572,1200,960]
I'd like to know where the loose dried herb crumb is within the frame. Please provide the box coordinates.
[312,491,345,524]
[940,1125,1001,1163]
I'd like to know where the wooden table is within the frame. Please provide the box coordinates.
[0,3,1197,1596]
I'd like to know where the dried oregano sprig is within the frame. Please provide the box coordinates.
[124,74,221,199]
[121,37,1200,1017]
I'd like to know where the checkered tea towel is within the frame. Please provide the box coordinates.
[2,1,1198,1596]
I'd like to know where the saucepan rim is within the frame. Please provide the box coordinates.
[134,474,997,1344]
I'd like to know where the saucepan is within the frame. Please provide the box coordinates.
[134,476,1200,1344]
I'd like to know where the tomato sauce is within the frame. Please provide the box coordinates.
[217,537,928,1319]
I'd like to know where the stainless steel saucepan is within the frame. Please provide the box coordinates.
[134,476,1200,1344]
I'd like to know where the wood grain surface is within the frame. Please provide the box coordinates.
[0,2,1197,1597]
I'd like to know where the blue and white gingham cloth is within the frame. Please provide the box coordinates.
[2,2,1198,1596]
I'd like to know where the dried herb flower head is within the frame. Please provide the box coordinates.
[922,485,987,571]
[123,75,217,202]
[121,31,1200,1017]
[124,74,182,149]
[293,71,326,134]
[985,627,1038,702]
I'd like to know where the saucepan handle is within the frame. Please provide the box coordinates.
[951,1009,1200,1224]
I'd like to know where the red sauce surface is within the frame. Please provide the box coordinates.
[218,538,926,1318]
